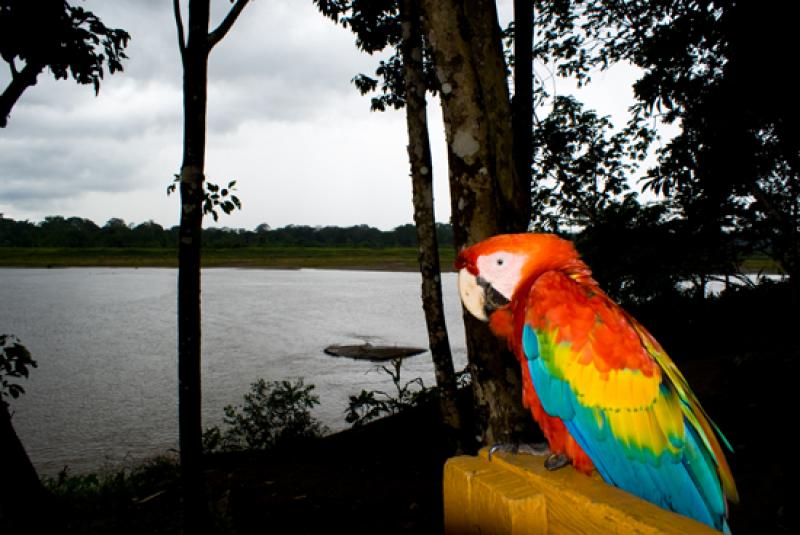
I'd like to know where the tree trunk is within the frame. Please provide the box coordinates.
[0,403,58,531]
[174,2,248,530]
[177,1,211,531]
[399,0,463,451]
[512,0,533,210]
[419,0,534,445]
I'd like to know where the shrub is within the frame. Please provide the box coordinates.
[42,454,183,534]
[0,334,36,407]
[204,378,326,453]
[345,358,433,427]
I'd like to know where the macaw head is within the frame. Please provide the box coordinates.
[455,233,585,321]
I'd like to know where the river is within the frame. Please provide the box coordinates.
[0,268,468,476]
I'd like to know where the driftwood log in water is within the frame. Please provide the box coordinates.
[324,343,426,362]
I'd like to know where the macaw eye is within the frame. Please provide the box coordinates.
[496,258,504,266]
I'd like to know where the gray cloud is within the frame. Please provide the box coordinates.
[0,0,519,229]
[2,131,168,206]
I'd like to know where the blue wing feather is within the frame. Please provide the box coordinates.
[522,322,727,531]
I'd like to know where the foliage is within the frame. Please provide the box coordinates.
[528,86,744,302]
[0,214,454,249]
[628,278,798,366]
[531,95,644,232]
[0,0,130,126]
[0,0,129,88]
[203,378,326,453]
[44,454,180,500]
[573,199,730,305]
[202,180,241,222]
[42,454,184,534]
[167,177,242,223]
[313,0,438,112]
[345,358,433,427]
[532,0,800,281]
[0,334,36,407]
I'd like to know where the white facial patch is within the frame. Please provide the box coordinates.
[475,252,526,300]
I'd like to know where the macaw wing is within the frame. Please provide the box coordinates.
[521,271,735,531]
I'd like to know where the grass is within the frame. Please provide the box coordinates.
[0,246,782,274]
[737,254,784,274]
[0,246,457,271]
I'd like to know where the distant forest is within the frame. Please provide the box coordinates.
[0,215,455,249]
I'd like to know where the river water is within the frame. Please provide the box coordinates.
[0,268,468,476]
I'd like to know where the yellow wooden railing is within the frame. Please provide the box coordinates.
[444,448,721,534]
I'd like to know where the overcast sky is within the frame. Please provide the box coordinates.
[0,0,639,231]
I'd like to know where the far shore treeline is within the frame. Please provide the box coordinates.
[0,215,454,249]
[0,214,781,275]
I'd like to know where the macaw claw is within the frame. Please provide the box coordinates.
[544,453,571,471]
[488,442,550,460]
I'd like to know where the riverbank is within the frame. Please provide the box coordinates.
[0,246,455,271]
[32,400,454,534]
[21,348,794,534]
[0,246,783,274]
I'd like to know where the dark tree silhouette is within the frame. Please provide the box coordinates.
[531,96,640,232]
[0,0,129,127]
[313,0,464,446]
[0,2,127,527]
[533,0,800,295]
[172,0,249,531]
[0,214,455,248]
[511,0,532,220]
[0,336,57,531]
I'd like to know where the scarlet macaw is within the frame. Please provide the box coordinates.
[456,233,738,532]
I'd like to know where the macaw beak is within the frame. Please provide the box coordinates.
[458,266,512,322]
[458,268,489,321]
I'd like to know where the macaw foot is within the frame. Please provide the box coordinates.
[488,442,550,460]
[487,443,572,471]
[544,453,571,471]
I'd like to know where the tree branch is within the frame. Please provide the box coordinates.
[208,0,250,50]
[0,62,43,128]
[173,0,187,61]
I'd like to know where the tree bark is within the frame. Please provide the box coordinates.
[419,0,534,445]
[399,0,463,451]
